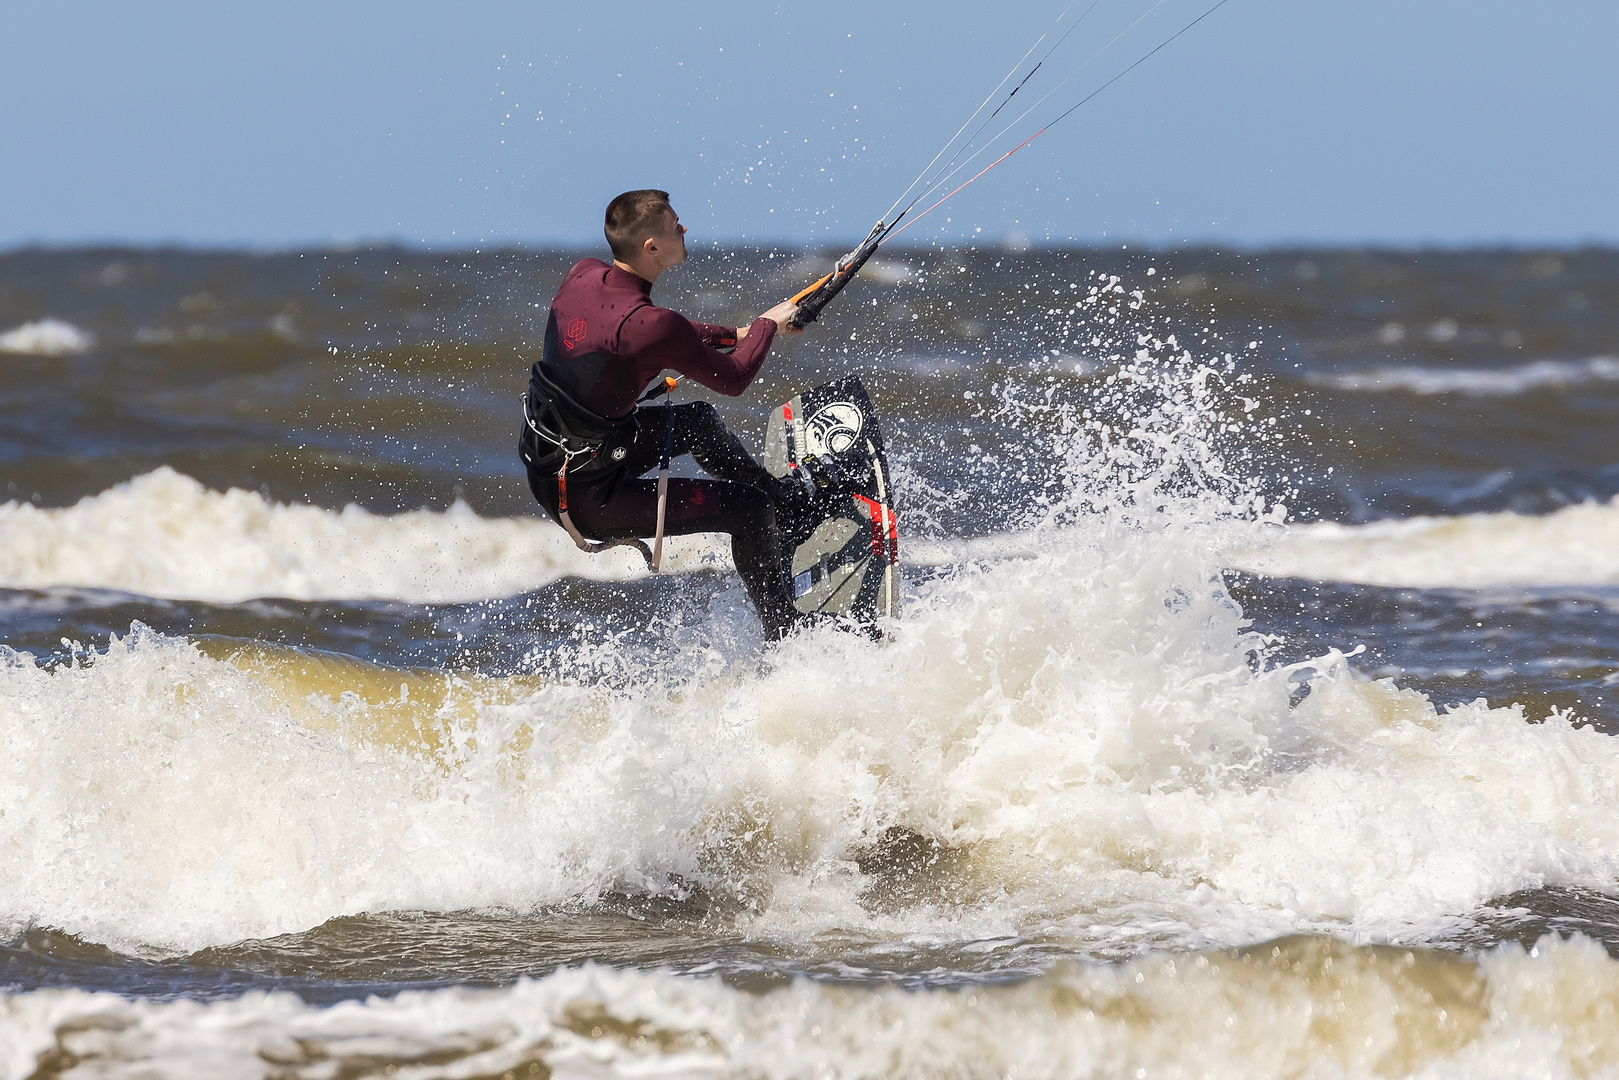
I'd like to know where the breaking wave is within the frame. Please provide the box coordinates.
[0,318,94,357]
[0,468,727,603]
[5,515,1617,953]
[5,937,1618,1078]
[1310,356,1619,397]
[1231,498,1619,588]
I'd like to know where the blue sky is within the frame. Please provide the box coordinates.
[3,0,1615,249]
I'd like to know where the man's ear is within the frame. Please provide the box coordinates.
[642,233,660,258]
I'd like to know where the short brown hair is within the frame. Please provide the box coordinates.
[604,189,673,260]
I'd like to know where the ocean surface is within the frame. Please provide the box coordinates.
[2,243,1618,1077]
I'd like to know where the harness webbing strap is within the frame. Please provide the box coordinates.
[650,393,674,573]
[556,467,654,567]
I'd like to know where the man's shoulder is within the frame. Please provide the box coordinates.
[625,300,687,330]
[553,258,620,306]
[564,257,611,279]
[617,299,695,354]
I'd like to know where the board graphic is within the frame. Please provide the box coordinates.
[763,377,899,627]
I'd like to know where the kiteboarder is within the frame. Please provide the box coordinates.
[518,189,816,639]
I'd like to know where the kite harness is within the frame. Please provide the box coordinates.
[520,370,681,570]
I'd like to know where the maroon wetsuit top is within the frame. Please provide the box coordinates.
[535,258,777,420]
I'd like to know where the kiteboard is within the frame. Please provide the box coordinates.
[763,376,899,628]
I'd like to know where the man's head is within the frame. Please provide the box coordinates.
[605,190,687,276]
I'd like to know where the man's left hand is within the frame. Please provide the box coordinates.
[759,300,804,334]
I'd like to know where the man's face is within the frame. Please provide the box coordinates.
[651,207,688,267]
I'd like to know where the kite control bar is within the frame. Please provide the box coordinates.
[787,220,889,330]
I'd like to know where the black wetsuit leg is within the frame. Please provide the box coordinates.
[523,401,802,638]
[656,400,819,546]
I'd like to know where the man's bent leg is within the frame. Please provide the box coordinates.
[564,471,801,639]
[631,401,771,486]
[655,401,820,548]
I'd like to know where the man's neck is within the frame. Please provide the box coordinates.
[613,258,660,286]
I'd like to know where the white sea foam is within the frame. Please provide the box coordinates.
[0,468,728,603]
[4,936,1618,1079]
[4,517,1619,955]
[0,318,94,356]
[1231,498,1619,588]
[1311,355,1619,396]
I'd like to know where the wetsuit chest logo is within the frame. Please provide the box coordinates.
[563,317,587,350]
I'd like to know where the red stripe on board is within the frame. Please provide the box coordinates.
[852,494,898,565]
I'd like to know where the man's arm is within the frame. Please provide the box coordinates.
[690,321,739,349]
[626,309,776,396]
[695,299,801,345]
[624,301,802,396]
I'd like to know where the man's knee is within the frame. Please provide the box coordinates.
[681,400,723,430]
